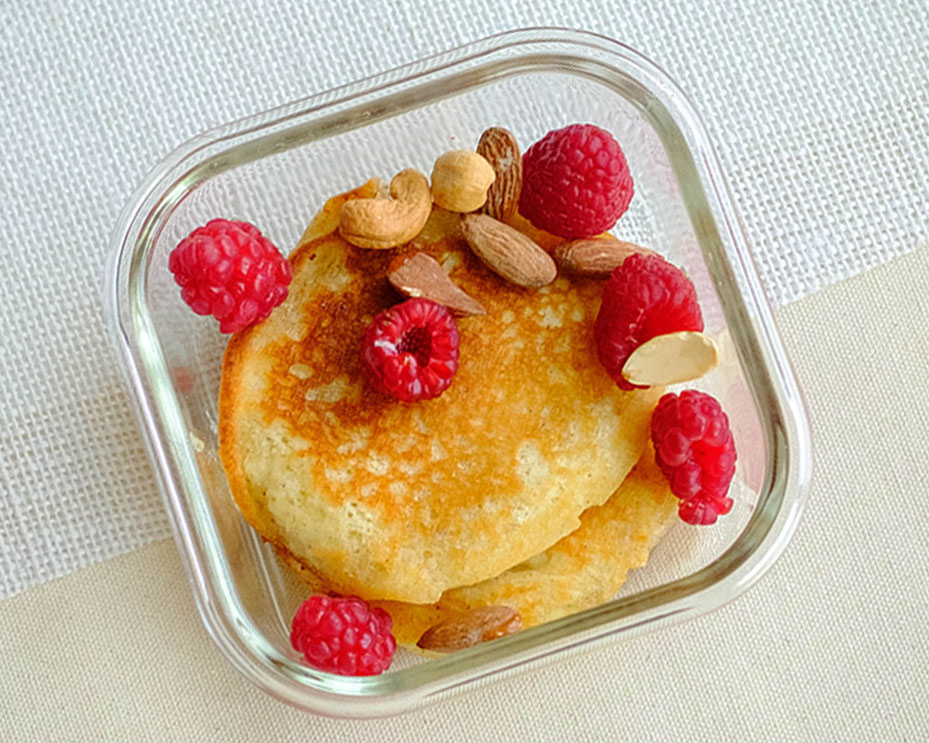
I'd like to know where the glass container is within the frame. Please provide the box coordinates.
[104,28,812,718]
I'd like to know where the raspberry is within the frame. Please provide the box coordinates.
[290,594,396,676]
[519,123,634,238]
[650,390,737,525]
[594,253,703,390]
[360,297,460,402]
[168,218,292,334]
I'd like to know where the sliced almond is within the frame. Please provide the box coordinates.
[621,331,719,386]
[387,252,485,316]
[553,237,655,279]
[417,605,523,653]
[460,213,556,289]
[477,127,522,222]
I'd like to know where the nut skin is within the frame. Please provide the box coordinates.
[431,150,496,213]
[339,169,432,249]
[460,213,557,289]
[417,605,523,652]
[553,238,655,280]
[387,252,485,317]
[477,127,522,222]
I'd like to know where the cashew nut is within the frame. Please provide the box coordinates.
[338,169,432,249]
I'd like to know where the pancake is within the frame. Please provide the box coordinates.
[219,180,662,603]
[280,445,677,648]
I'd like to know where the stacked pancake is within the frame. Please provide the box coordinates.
[219,181,677,648]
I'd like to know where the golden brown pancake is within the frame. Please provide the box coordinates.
[219,180,662,603]
[280,446,676,648]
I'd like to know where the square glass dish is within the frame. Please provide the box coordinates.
[105,28,811,717]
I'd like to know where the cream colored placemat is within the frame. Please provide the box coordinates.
[2,247,928,741]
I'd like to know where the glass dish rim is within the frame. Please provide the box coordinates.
[104,27,812,717]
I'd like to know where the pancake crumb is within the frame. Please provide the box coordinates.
[516,441,550,487]
[398,461,423,476]
[336,427,371,455]
[304,374,359,404]
[538,305,563,328]
[365,454,391,476]
[289,363,312,380]
[430,438,447,462]
[324,465,353,484]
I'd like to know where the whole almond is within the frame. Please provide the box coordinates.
[477,127,522,222]
[417,605,523,653]
[553,238,655,279]
[460,214,556,289]
[387,252,485,316]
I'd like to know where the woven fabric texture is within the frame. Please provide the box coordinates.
[2,249,928,740]
[0,0,927,596]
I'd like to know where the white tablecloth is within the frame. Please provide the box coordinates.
[3,0,926,600]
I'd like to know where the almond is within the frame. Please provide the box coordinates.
[417,605,523,653]
[387,252,485,316]
[477,127,522,222]
[553,237,655,279]
[460,214,556,289]
[621,331,719,386]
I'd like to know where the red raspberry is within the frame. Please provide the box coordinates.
[594,253,703,390]
[360,297,460,402]
[290,594,396,676]
[519,123,634,238]
[168,218,292,334]
[650,390,737,525]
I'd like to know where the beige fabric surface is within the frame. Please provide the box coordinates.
[2,248,929,741]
